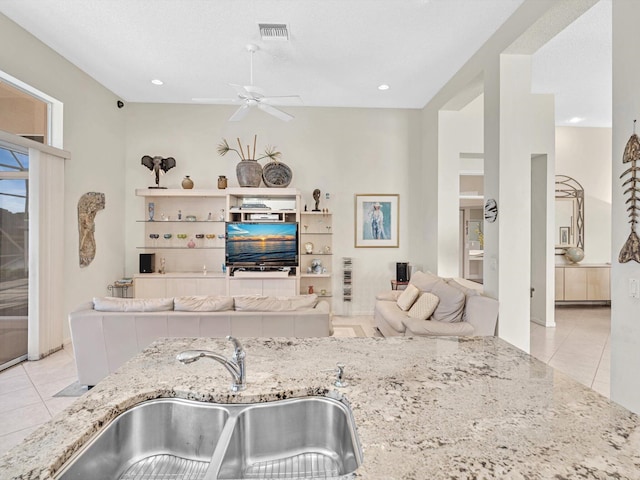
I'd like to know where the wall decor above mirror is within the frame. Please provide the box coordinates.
[555,175,584,253]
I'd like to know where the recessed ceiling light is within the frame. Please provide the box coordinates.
[568,117,584,124]
[378,84,390,91]
[151,79,164,86]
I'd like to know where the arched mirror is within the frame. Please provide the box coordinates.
[555,175,584,252]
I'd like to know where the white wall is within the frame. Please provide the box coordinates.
[555,127,612,264]
[437,95,484,278]
[611,0,640,414]
[0,14,126,341]
[420,0,573,351]
[123,104,421,315]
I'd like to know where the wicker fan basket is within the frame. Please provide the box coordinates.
[262,161,293,187]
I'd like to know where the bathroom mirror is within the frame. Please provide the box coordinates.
[555,175,584,252]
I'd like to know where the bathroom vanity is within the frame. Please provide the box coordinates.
[1,336,639,479]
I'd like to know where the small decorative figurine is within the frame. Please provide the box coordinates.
[312,189,321,212]
[141,155,176,189]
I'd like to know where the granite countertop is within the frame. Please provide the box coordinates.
[1,336,640,479]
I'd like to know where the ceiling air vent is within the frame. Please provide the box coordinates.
[258,23,289,41]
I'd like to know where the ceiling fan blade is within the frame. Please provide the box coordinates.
[229,83,253,97]
[192,97,239,104]
[257,103,294,122]
[229,104,251,122]
[260,95,303,106]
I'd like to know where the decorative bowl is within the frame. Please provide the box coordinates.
[262,161,293,188]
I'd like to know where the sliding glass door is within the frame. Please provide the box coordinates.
[0,143,28,371]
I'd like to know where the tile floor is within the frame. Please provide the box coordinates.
[0,306,611,457]
[530,305,611,398]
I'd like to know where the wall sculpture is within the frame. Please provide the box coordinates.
[78,192,105,267]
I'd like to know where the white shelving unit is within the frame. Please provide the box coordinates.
[299,211,333,298]
[133,188,306,298]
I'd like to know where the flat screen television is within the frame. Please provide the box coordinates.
[225,222,299,267]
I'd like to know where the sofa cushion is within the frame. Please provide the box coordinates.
[445,279,480,297]
[174,295,234,312]
[464,294,499,336]
[396,284,420,311]
[93,297,173,312]
[430,280,465,323]
[374,300,408,334]
[408,271,442,292]
[234,294,318,312]
[375,290,403,302]
[407,292,439,320]
[403,317,474,336]
[445,278,479,322]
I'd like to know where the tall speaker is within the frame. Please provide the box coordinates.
[396,262,409,282]
[139,253,156,273]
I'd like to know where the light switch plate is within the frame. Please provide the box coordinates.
[630,278,640,299]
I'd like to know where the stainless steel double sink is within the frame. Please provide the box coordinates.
[55,396,363,480]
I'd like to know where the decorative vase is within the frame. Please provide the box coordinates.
[565,246,584,263]
[187,238,196,249]
[218,175,227,189]
[308,285,314,294]
[236,160,262,188]
[262,161,293,188]
[181,176,194,189]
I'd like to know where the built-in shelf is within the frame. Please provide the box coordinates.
[301,273,332,278]
[137,246,225,250]
[135,188,227,198]
[138,220,225,223]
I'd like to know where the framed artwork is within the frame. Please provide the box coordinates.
[355,194,399,248]
[559,226,570,246]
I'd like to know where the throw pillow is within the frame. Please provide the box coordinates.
[93,297,174,312]
[429,280,465,323]
[445,279,480,297]
[408,271,441,292]
[396,284,420,311]
[174,295,234,312]
[407,292,440,320]
[445,278,480,322]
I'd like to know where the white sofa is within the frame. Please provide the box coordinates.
[69,294,331,386]
[374,271,498,337]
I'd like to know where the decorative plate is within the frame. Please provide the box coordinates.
[262,161,293,188]
[484,198,498,223]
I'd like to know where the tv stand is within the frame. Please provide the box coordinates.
[231,267,294,278]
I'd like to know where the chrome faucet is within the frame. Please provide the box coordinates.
[176,336,246,392]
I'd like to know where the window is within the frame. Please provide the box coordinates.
[0,80,48,144]
[0,143,28,369]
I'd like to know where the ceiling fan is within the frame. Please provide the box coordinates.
[193,44,302,122]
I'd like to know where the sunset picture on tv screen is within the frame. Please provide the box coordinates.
[226,223,298,265]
